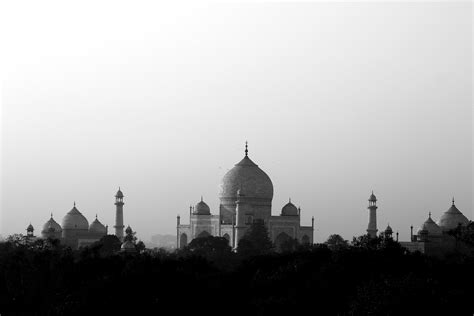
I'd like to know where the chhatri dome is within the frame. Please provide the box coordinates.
[281,199,299,216]
[62,202,89,230]
[219,142,274,203]
[42,213,62,233]
[115,188,124,198]
[369,191,377,202]
[194,197,211,215]
[89,215,107,234]
[437,198,469,231]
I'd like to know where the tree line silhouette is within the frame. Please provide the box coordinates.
[0,221,473,315]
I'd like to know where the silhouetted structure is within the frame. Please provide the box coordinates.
[114,188,125,241]
[367,191,378,238]
[176,143,314,251]
[33,188,129,249]
[396,198,472,257]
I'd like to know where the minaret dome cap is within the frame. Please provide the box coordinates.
[369,191,377,202]
[115,188,124,198]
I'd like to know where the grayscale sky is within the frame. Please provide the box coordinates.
[1,1,472,244]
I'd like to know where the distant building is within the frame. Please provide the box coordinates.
[365,196,473,257]
[35,188,128,249]
[176,143,314,251]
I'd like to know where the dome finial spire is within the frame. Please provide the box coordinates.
[74,201,76,207]
[201,196,203,202]
[245,141,248,157]
[51,212,53,218]
[452,197,455,205]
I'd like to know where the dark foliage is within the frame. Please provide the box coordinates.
[325,234,349,250]
[89,235,122,257]
[237,219,273,257]
[0,234,473,316]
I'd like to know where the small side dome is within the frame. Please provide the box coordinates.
[125,225,133,235]
[419,213,442,236]
[194,198,211,215]
[437,199,469,231]
[89,216,107,234]
[42,215,62,234]
[62,203,89,230]
[281,199,298,216]
[385,225,393,234]
[26,224,34,232]
[417,227,428,236]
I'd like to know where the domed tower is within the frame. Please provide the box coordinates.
[114,188,125,242]
[42,213,62,239]
[384,224,393,238]
[437,198,469,232]
[367,191,378,238]
[26,224,34,237]
[124,225,134,242]
[121,225,136,253]
[219,142,274,224]
[62,202,89,247]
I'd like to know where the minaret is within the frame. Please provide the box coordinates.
[114,187,125,241]
[235,186,251,248]
[176,215,180,249]
[367,191,378,238]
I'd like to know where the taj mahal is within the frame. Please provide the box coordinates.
[176,142,315,251]
[22,143,472,257]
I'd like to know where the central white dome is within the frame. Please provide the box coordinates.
[219,155,273,202]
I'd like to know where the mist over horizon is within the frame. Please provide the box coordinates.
[1,1,472,244]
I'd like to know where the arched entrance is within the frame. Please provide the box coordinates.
[275,232,291,252]
[302,235,310,245]
[179,233,188,248]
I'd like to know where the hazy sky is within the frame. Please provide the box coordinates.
[1,1,472,244]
